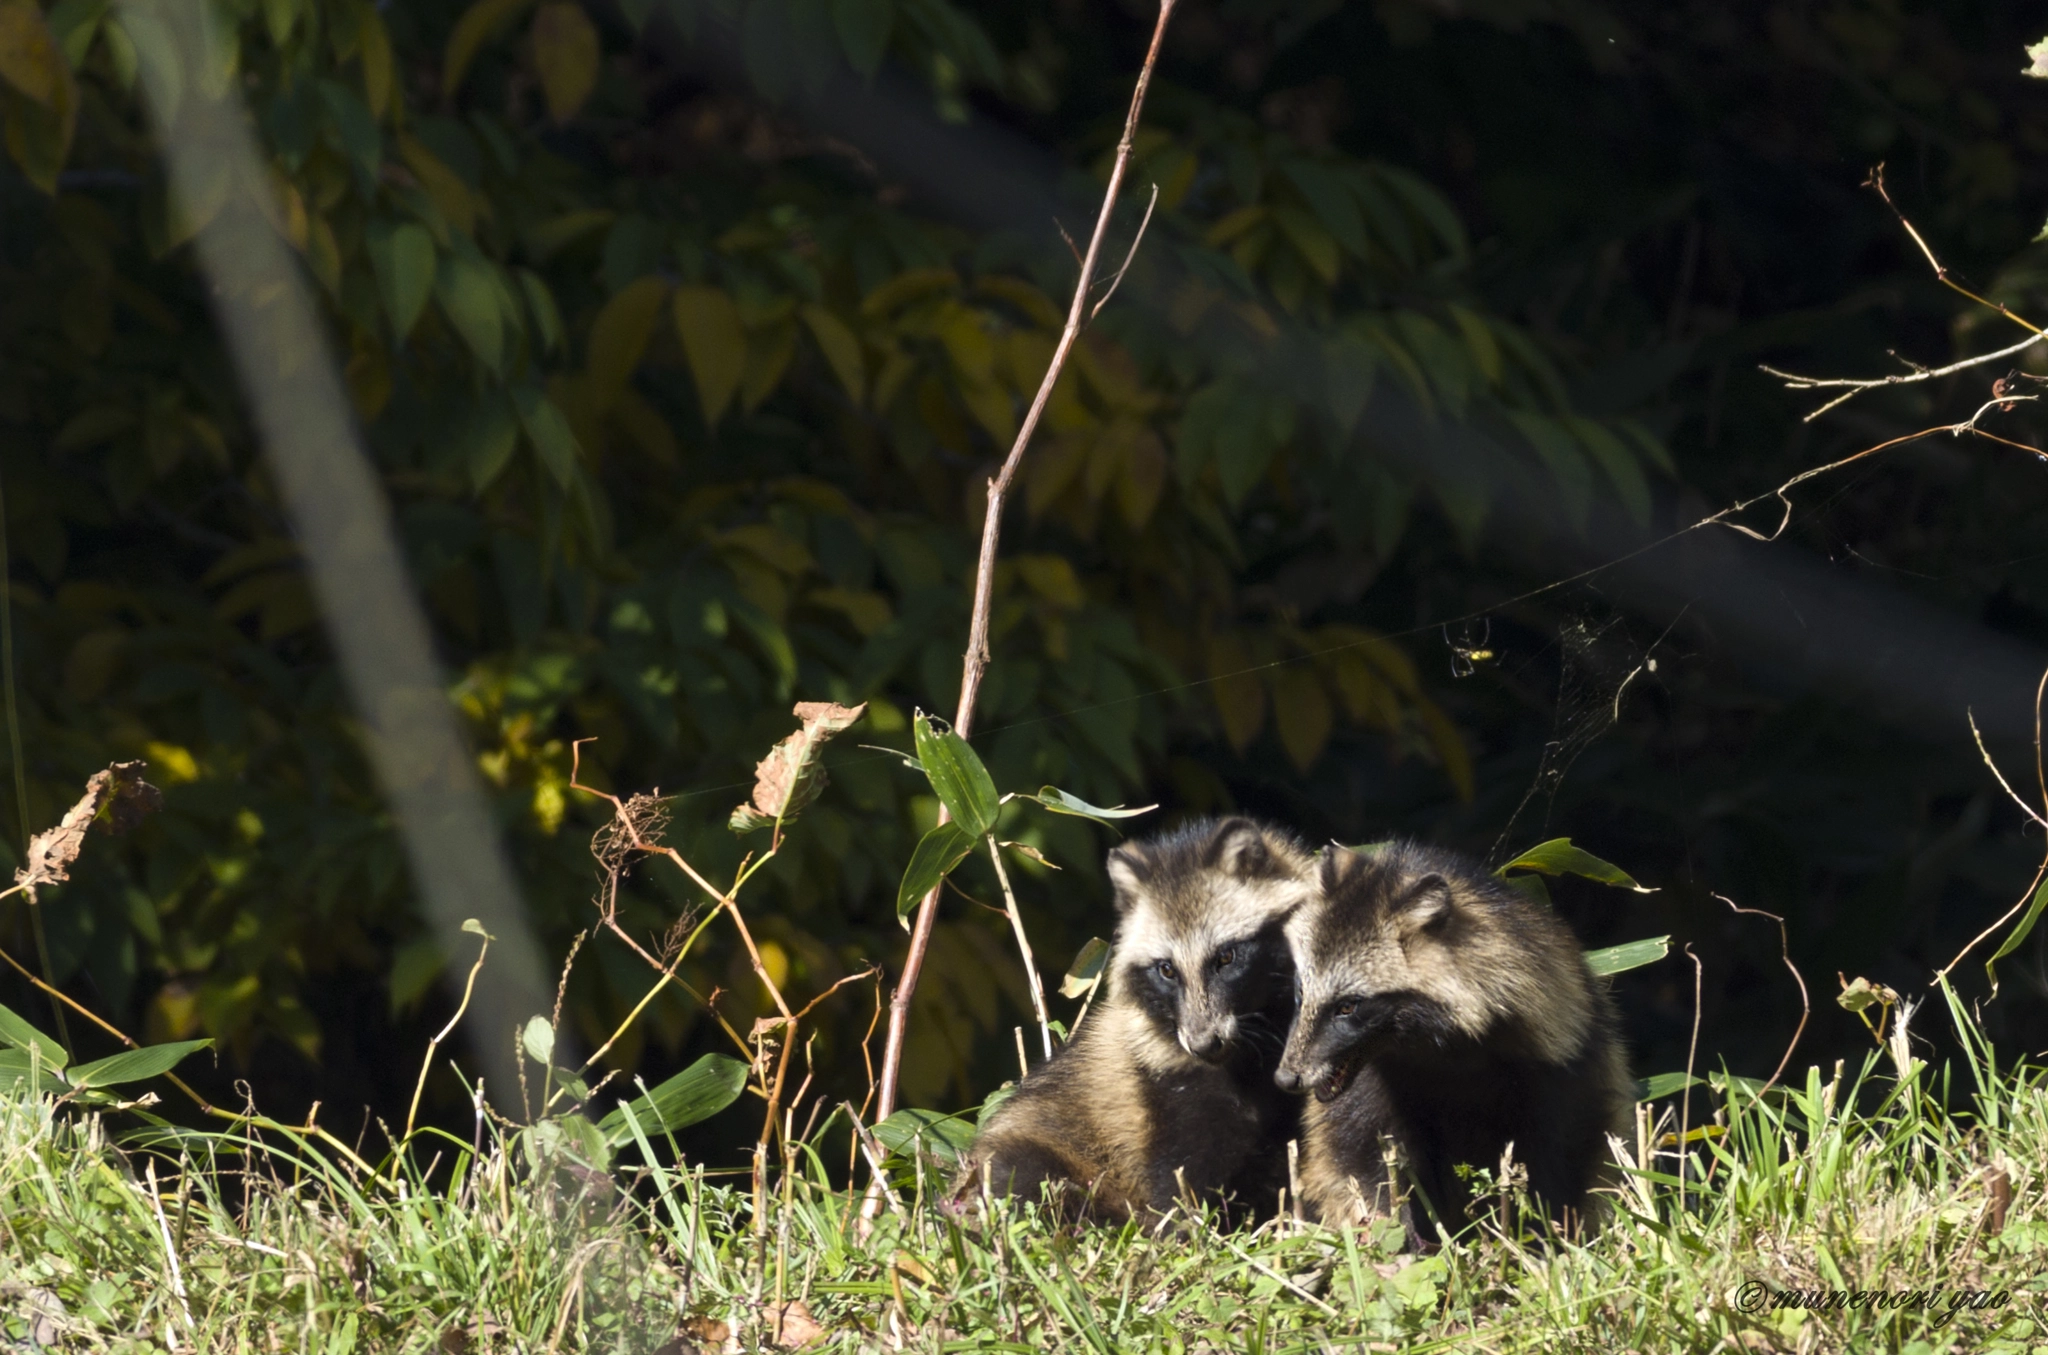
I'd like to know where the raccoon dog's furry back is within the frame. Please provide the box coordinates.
[1278,841,1632,1239]
[958,817,1314,1224]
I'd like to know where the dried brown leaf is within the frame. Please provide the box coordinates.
[16,761,162,899]
[763,1299,825,1349]
[730,701,866,833]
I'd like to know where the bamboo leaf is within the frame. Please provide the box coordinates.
[1498,838,1650,892]
[1059,936,1111,998]
[872,1106,976,1163]
[68,1039,212,1089]
[597,1054,749,1146]
[912,713,998,838]
[1986,876,2048,996]
[0,1000,66,1070]
[1639,1071,1706,1101]
[1584,936,1669,977]
[897,821,974,926]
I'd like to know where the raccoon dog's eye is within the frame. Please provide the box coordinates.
[1335,1000,1358,1018]
[1156,960,1178,982]
[1215,947,1236,968]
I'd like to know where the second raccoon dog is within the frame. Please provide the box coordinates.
[958,817,1314,1224]
[1276,842,1631,1239]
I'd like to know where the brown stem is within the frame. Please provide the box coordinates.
[873,0,1179,1125]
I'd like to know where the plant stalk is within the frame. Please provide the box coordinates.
[873,0,1179,1124]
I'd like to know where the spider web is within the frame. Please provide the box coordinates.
[1488,605,1681,859]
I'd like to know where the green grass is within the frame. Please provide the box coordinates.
[5,995,2047,1353]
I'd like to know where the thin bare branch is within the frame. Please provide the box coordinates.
[1968,709,2048,829]
[1709,894,1810,1096]
[987,838,1053,1060]
[1868,163,2043,336]
[1091,182,1161,321]
[1762,329,2048,422]
[875,0,1180,1125]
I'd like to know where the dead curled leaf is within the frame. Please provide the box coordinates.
[16,761,163,900]
[729,702,865,833]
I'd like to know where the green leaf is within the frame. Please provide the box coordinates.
[67,1039,212,1089]
[1497,838,1649,892]
[366,221,437,340]
[1987,876,2048,995]
[1502,873,1549,906]
[464,393,520,494]
[1584,936,1669,977]
[1638,1071,1706,1101]
[436,252,504,372]
[1059,936,1111,999]
[832,0,893,77]
[0,1048,69,1096]
[897,820,975,926]
[1568,415,1651,526]
[513,385,579,487]
[517,269,564,353]
[597,1054,749,1146]
[912,713,998,838]
[872,1106,976,1163]
[0,1001,66,1069]
[521,1014,554,1065]
[1031,786,1157,823]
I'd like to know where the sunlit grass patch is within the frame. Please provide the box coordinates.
[5,993,2047,1355]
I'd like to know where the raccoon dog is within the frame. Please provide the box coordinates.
[1276,841,1631,1240]
[958,817,1314,1224]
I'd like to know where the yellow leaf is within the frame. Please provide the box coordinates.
[359,3,394,118]
[807,587,892,636]
[673,286,745,424]
[741,318,797,413]
[531,2,599,123]
[1271,205,1341,284]
[1270,667,1333,772]
[860,266,957,318]
[959,379,1015,448]
[1115,428,1167,529]
[973,275,1062,329]
[0,0,69,107]
[444,0,536,101]
[1205,204,1266,248]
[611,388,677,465]
[1206,632,1266,752]
[1448,304,1502,386]
[1025,430,1087,518]
[799,304,864,405]
[757,940,789,994]
[718,524,813,575]
[397,134,478,236]
[0,1,74,197]
[143,740,200,784]
[585,275,670,412]
[1013,554,1082,608]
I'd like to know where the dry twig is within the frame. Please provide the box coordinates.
[875,0,1181,1126]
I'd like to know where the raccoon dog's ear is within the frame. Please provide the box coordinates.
[1106,844,1150,912]
[1206,817,1296,879]
[1396,874,1455,932]
[1319,845,1368,891]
